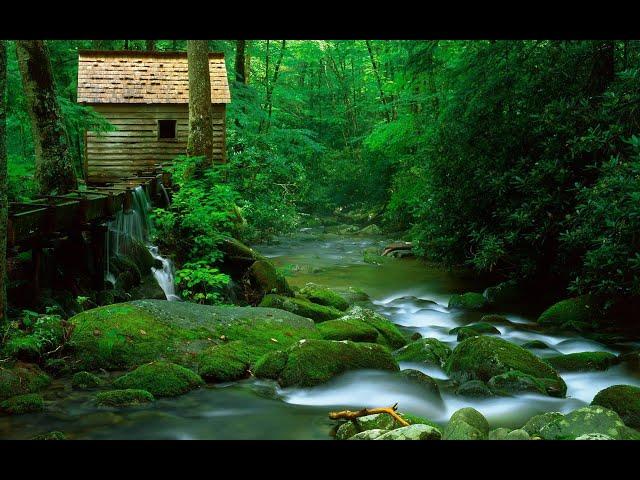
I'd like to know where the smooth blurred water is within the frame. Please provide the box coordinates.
[2,233,639,439]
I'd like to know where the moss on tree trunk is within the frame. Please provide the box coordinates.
[0,40,7,322]
[15,40,77,195]
[186,40,214,166]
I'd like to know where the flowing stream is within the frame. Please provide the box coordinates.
[2,231,639,439]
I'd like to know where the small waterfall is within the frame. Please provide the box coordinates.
[106,185,179,301]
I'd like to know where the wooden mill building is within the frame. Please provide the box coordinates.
[77,50,231,183]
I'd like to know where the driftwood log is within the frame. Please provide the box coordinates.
[328,403,410,427]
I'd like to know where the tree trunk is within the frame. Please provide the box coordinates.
[587,41,615,97]
[16,40,77,195]
[260,40,286,133]
[146,40,156,51]
[0,40,7,323]
[186,40,214,166]
[235,40,248,84]
[366,40,391,123]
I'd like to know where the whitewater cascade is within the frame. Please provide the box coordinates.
[106,185,179,301]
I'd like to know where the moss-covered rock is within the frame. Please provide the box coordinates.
[69,300,320,372]
[479,314,512,325]
[113,361,204,397]
[254,339,399,387]
[399,369,441,399]
[32,431,66,440]
[546,352,617,372]
[488,370,565,397]
[259,294,343,322]
[124,239,157,273]
[539,405,635,440]
[522,412,564,437]
[95,389,155,407]
[338,307,407,349]
[537,296,596,328]
[329,286,370,304]
[445,336,567,397]
[442,407,489,440]
[448,292,488,311]
[522,340,550,350]
[317,318,379,343]
[575,433,614,440]
[393,338,451,367]
[246,260,293,297]
[0,393,44,415]
[0,363,51,400]
[335,413,400,440]
[72,371,103,390]
[2,313,66,362]
[197,341,251,383]
[449,322,501,341]
[592,385,640,429]
[348,429,389,440]
[456,380,493,397]
[299,283,350,311]
[506,429,530,440]
[375,424,441,440]
[488,427,510,440]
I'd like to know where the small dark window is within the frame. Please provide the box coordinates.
[158,120,177,139]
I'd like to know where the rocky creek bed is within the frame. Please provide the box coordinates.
[1,232,640,440]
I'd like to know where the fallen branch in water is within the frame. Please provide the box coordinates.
[328,402,410,427]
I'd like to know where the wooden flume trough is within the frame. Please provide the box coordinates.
[6,167,169,293]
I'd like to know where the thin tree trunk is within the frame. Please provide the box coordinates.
[365,40,391,123]
[587,41,615,97]
[261,40,286,133]
[0,40,7,323]
[235,40,247,84]
[16,40,77,195]
[186,40,214,166]
[146,40,156,51]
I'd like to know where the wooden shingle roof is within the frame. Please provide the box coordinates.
[77,50,231,104]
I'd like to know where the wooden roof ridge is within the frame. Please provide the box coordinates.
[78,50,225,59]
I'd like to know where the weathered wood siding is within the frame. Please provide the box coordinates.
[85,103,226,183]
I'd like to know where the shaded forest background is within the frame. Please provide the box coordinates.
[4,40,640,310]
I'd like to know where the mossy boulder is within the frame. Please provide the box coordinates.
[0,393,44,415]
[537,296,596,328]
[69,300,320,372]
[254,339,399,387]
[0,363,51,400]
[72,371,103,390]
[448,292,488,311]
[197,341,251,383]
[348,429,389,440]
[299,283,350,311]
[246,260,293,298]
[539,405,636,440]
[522,412,564,437]
[449,322,501,341]
[456,380,493,397]
[393,338,451,367]
[399,369,441,399]
[335,412,400,440]
[546,352,617,372]
[113,361,204,397]
[2,313,66,362]
[96,389,155,407]
[575,433,614,440]
[375,424,441,440]
[487,370,564,397]
[124,239,157,273]
[442,407,490,440]
[592,385,640,429]
[328,286,369,304]
[480,314,512,325]
[32,431,65,440]
[338,307,407,349]
[317,318,379,343]
[488,427,511,440]
[522,340,550,350]
[445,336,567,397]
[259,294,343,322]
[505,429,530,440]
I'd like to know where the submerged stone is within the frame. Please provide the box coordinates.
[254,339,399,387]
[95,389,155,407]
[113,361,204,397]
[445,336,567,397]
[546,351,617,372]
[259,294,343,322]
[592,384,640,429]
[393,338,451,367]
